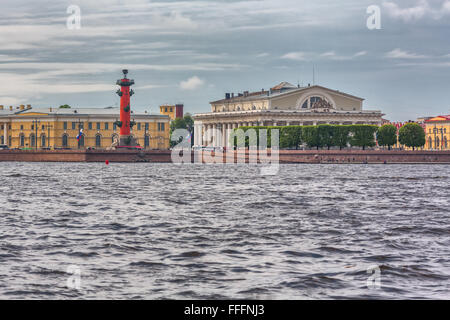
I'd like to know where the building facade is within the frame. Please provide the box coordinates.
[159,104,184,121]
[193,83,384,147]
[0,105,170,150]
[424,115,450,150]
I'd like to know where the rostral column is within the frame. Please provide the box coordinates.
[116,69,136,146]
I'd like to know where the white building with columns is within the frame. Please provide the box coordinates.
[193,82,384,147]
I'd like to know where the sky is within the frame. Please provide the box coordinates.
[1,0,450,121]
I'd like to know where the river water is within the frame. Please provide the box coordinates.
[0,163,449,299]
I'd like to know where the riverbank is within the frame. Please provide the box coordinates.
[1,149,450,164]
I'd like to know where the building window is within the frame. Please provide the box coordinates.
[31,125,34,130]
[144,135,150,148]
[64,122,67,130]
[170,107,173,112]
[0,136,3,144]
[95,134,101,148]
[105,123,109,130]
[165,107,168,112]
[444,136,448,149]
[137,123,141,131]
[145,123,149,131]
[9,136,11,146]
[88,122,93,130]
[97,122,101,130]
[30,134,36,147]
[41,135,46,147]
[429,137,432,149]
[62,134,68,147]
[72,122,76,130]
[20,125,24,130]
[42,125,45,130]
[20,134,24,147]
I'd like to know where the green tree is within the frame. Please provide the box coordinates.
[333,125,351,150]
[280,126,302,149]
[59,104,71,109]
[377,124,397,150]
[398,122,425,150]
[170,114,194,147]
[302,126,321,150]
[317,124,335,150]
[350,125,378,150]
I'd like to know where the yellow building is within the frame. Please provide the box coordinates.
[425,115,450,150]
[160,105,176,120]
[159,104,184,121]
[0,105,170,150]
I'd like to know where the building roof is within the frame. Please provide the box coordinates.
[426,115,450,122]
[210,84,364,104]
[0,106,169,119]
[271,81,297,91]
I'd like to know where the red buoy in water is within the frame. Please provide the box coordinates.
[105,160,109,165]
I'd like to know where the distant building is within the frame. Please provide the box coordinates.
[193,82,384,147]
[160,104,184,121]
[0,105,170,150]
[424,115,450,150]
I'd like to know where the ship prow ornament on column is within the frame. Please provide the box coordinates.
[115,69,139,148]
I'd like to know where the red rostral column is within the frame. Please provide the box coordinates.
[116,69,135,145]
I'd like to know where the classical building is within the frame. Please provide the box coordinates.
[0,105,170,150]
[193,82,384,147]
[424,115,450,150]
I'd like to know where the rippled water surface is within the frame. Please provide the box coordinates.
[0,163,449,299]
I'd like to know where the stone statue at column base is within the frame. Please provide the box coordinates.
[119,135,138,147]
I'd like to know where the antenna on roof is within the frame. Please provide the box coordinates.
[313,65,315,85]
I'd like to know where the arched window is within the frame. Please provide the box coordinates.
[78,135,85,148]
[95,134,102,148]
[144,135,150,148]
[20,134,25,147]
[41,135,46,148]
[30,134,35,147]
[302,101,308,109]
[300,95,333,109]
[62,134,68,147]
[310,96,323,105]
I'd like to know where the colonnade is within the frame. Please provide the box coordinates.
[193,120,381,147]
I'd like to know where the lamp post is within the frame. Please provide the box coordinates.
[78,118,83,149]
[33,118,40,150]
[45,123,53,149]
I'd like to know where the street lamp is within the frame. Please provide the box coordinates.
[33,118,41,150]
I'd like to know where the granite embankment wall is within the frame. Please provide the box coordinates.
[0,149,450,163]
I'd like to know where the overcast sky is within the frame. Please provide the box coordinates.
[1,0,450,121]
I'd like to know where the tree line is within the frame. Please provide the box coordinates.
[231,123,426,150]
